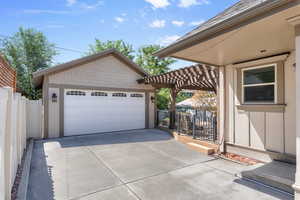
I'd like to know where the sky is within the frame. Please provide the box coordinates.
[1,0,239,70]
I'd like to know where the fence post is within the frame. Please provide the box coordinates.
[15,93,23,165]
[169,88,177,129]
[155,110,159,128]
[0,88,9,200]
[177,112,180,135]
[4,87,13,200]
[192,113,196,139]
[214,114,218,141]
[21,97,27,152]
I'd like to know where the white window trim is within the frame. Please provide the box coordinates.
[241,63,277,104]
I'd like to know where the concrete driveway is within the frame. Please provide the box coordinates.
[27,129,291,200]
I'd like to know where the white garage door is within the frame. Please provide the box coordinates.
[64,89,146,136]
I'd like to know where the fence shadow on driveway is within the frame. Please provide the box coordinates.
[27,141,55,200]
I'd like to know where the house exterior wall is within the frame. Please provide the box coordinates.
[45,55,154,138]
[225,53,296,158]
[0,56,16,91]
[48,87,60,138]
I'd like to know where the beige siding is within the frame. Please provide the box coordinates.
[266,112,284,152]
[48,55,153,90]
[249,112,265,150]
[225,53,296,156]
[234,110,249,146]
[48,88,60,138]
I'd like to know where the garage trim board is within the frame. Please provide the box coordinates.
[63,89,147,136]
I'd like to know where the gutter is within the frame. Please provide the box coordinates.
[154,0,296,58]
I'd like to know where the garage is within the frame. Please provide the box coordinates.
[33,49,155,138]
[64,90,146,136]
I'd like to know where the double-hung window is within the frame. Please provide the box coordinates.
[242,64,277,104]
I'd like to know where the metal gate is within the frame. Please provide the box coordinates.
[176,110,218,143]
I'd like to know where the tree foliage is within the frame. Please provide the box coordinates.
[87,39,135,60]
[136,45,175,75]
[0,27,57,99]
[136,45,177,110]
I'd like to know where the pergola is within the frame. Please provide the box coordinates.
[138,64,219,129]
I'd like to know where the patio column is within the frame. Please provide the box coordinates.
[169,88,177,129]
[288,15,300,198]
[217,66,226,153]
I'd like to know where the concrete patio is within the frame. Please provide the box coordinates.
[27,129,292,200]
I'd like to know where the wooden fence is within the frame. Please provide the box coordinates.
[0,87,43,200]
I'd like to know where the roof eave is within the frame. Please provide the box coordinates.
[154,0,294,58]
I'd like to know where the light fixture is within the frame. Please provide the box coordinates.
[52,93,58,103]
[260,49,267,53]
[151,96,155,103]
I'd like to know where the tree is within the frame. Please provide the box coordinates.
[136,45,175,75]
[136,45,177,110]
[87,39,135,60]
[0,27,57,99]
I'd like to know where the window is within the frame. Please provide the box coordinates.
[112,92,127,97]
[130,93,143,98]
[66,91,86,96]
[91,92,107,97]
[242,65,276,104]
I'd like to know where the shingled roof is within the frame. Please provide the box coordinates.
[178,0,269,42]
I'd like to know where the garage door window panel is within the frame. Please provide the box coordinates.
[112,93,127,97]
[66,91,86,96]
[130,93,143,98]
[91,92,108,97]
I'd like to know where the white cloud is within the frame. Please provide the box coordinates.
[115,17,125,23]
[66,0,76,6]
[189,20,205,26]
[178,0,210,8]
[145,0,170,8]
[23,9,71,14]
[80,1,104,9]
[149,20,166,28]
[172,20,184,27]
[158,35,180,45]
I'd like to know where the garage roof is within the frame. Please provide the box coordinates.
[33,49,148,87]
